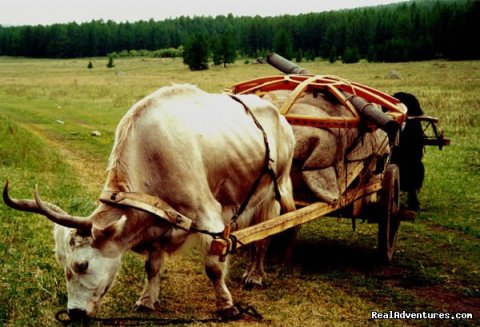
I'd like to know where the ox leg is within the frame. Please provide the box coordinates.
[242,239,269,289]
[407,190,421,211]
[200,234,239,318]
[242,199,282,288]
[135,247,166,311]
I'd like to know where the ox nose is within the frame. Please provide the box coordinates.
[67,308,88,321]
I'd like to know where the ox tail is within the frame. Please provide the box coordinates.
[277,168,296,215]
[278,184,296,214]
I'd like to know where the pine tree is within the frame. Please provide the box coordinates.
[273,29,294,60]
[329,46,337,64]
[212,39,222,66]
[295,49,303,63]
[342,47,360,64]
[305,49,316,62]
[106,55,115,68]
[212,29,237,68]
[183,33,209,71]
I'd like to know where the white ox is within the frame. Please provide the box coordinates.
[3,84,296,320]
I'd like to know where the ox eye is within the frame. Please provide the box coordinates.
[73,261,89,273]
[69,238,76,247]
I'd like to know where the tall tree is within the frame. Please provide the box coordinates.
[273,28,294,60]
[322,23,340,59]
[183,33,209,70]
[46,24,69,58]
[342,46,360,63]
[212,27,237,67]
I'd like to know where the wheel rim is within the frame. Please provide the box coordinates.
[378,164,400,262]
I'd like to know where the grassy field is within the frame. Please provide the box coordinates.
[0,57,478,326]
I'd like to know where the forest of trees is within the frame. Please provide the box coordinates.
[0,0,478,62]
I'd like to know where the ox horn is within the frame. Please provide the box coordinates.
[3,180,92,230]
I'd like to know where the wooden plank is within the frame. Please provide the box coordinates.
[100,191,192,230]
[279,76,319,115]
[339,161,365,194]
[285,114,360,129]
[342,179,382,206]
[230,75,284,93]
[210,201,337,257]
[238,78,299,95]
[209,180,382,257]
[327,84,359,117]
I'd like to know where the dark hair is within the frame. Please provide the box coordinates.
[393,92,424,116]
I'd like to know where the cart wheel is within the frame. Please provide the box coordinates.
[378,164,400,262]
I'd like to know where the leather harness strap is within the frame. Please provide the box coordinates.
[98,95,282,253]
[228,94,282,225]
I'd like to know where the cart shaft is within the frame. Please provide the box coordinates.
[209,181,382,258]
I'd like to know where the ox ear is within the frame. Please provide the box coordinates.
[92,215,127,241]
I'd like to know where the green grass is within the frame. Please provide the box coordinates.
[0,57,479,326]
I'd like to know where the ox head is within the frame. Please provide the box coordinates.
[3,181,126,320]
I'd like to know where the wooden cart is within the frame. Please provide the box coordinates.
[209,53,447,262]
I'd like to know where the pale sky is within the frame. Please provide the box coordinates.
[0,0,407,26]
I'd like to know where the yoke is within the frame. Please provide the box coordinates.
[100,191,192,231]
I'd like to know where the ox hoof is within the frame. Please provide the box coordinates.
[217,306,240,320]
[242,272,264,290]
[133,301,156,312]
[243,279,263,291]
